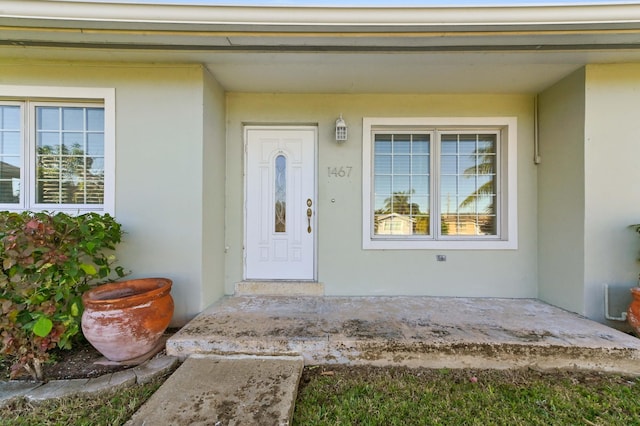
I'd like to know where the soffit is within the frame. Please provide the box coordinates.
[1,1,640,93]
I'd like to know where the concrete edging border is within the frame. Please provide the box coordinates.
[0,355,179,407]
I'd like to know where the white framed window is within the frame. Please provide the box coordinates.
[362,117,517,250]
[0,86,115,214]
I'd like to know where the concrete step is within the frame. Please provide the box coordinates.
[126,355,304,426]
[234,281,324,296]
[167,296,640,376]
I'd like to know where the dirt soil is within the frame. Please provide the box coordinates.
[1,329,179,382]
[297,363,639,388]
[0,339,137,382]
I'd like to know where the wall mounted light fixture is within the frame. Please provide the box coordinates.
[335,114,348,143]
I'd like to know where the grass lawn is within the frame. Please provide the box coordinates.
[2,365,639,425]
[0,379,163,426]
[293,366,640,426]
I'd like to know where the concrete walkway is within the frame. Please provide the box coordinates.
[126,355,303,426]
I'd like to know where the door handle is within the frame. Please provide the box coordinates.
[307,199,312,233]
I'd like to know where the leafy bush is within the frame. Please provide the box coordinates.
[0,211,126,380]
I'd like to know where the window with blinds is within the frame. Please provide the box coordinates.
[363,117,517,250]
[0,98,110,213]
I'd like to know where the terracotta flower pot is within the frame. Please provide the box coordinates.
[627,287,640,337]
[81,278,174,362]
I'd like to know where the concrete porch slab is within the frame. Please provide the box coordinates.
[167,296,640,375]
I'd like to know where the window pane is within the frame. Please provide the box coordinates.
[85,173,104,204]
[62,108,84,131]
[63,132,84,152]
[441,136,457,154]
[0,105,21,204]
[63,157,84,204]
[88,157,104,175]
[459,155,477,174]
[38,132,60,153]
[36,106,104,205]
[412,135,430,153]
[412,175,429,194]
[374,194,388,212]
[440,133,497,236]
[392,175,410,193]
[411,155,429,173]
[413,214,429,235]
[275,155,286,233]
[0,161,20,203]
[87,108,104,131]
[393,155,410,174]
[440,155,458,174]
[440,175,457,196]
[37,155,61,203]
[0,180,19,204]
[37,107,60,130]
[374,175,391,195]
[459,135,477,155]
[1,131,20,155]
[0,156,20,168]
[459,178,479,199]
[87,133,104,155]
[374,154,391,174]
[477,134,495,149]
[394,135,411,154]
[478,156,496,175]
[374,135,392,153]
[1,106,20,129]
[412,195,429,213]
[373,133,431,236]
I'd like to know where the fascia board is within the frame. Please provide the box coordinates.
[3,1,640,31]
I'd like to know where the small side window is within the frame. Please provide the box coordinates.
[0,86,115,214]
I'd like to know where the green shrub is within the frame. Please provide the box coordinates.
[0,211,126,380]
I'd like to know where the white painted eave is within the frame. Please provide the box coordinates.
[2,1,640,94]
[2,0,640,32]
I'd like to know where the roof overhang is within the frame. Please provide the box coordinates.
[2,1,640,93]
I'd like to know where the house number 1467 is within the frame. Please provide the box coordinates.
[328,166,352,178]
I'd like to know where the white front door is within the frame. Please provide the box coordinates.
[245,126,316,280]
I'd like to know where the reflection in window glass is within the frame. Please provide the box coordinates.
[440,133,496,236]
[35,106,104,205]
[373,133,430,236]
[275,155,286,233]
[0,105,21,204]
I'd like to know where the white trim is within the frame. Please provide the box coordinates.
[0,85,116,215]
[362,116,517,250]
[3,1,640,29]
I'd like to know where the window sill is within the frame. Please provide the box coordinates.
[363,239,518,250]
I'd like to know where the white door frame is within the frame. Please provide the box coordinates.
[243,125,318,281]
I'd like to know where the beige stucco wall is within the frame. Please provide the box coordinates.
[0,61,219,325]
[226,93,538,298]
[201,69,227,307]
[584,63,640,322]
[13,60,638,324]
[538,64,640,324]
[537,68,587,315]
